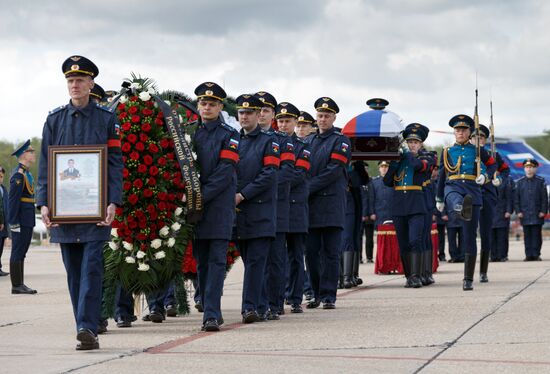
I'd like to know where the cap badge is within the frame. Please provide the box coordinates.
[322,103,329,108]
[243,102,250,108]
[322,98,330,102]
[205,83,214,87]
[71,64,79,71]
[281,108,287,114]
[298,116,304,121]
[70,56,81,61]
[205,90,213,96]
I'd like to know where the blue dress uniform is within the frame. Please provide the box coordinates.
[305,97,351,309]
[432,173,448,261]
[36,56,123,347]
[419,148,438,285]
[491,174,514,261]
[383,125,431,288]
[0,176,9,276]
[436,115,497,291]
[446,207,464,262]
[286,132,311,312]
[192,82,240,331]
[8,140,38,294]
[259,102,300,319]
[234,95,279,323]
[361,182,375,263]
[514,159,548,261]
[367,168,394,227]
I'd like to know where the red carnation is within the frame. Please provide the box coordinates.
[121,143,131,153]
[118,112,128,120]
[160,139,170,148]
[137,233,147,241]
[155,118,164,126]
[135,142,145,151]
[129,221,138,229]
[127,215,135,223]
[133,179,143,188]
[143,189,153,198]
[148,143,159,153]
[162,171,171,180]
[127,134,137,144]
[123,181,131,191]
[158,157,167,166]
[140,133,149,142]
[149,166,159,176]
[115,207,124,216]
[168,193,175,201]
[166,152,175,160]
[158,192,167,201]
[123,168,129,178]
[142,108,153,116]
[128,194,139,205]
[130,96,138,102]
[147,177,157,186]
[145,101,154,108]
[141,123,152,133]
[131,115,141,123]
[158,202,167,211]
[138,164,147,173]
[157,111,164,118]
[122,122,131,131]
[128,106,138,114]
[139,221,147,229]
[143,155,153,165]
[130,151,139,161]
[117,103,126,111]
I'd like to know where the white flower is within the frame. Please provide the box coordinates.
[130,82,141,89]
[147,87,157,95]
[154,251,166,259]
[154,102,159,108]
[139,91,151,101]
[184,134,192,143]
[164,100,171,106]
[136,250,146,259]
[166,237,176,247]
[125,256,136,264]
[122,241,133,251]
[151,239,162,249]
[159,226,170,237]
[120,95,128,104]
[174,207,183,216]
[171,222,181,232]
[192,151,197,160]
[108,241,118,250]
[111,228,119,238]
[137,262,150,271]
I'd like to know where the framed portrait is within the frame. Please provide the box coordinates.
[48,145,107,224]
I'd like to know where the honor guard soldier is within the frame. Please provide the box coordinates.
[255,93,295,320]
[383,124,433,288]
[90,83,106,103]
[305,97,351,309]
[432,162,449,262]
[367,161,394,227]
[514,159,548,261]
[0,166,9,277]
[8,140,37,294]
[36,56,124,350]
[276,102,311,313]
[436,115,497,291]
[192,82,240,331]
[419,142,438,285]
[491,168,514,262]
[234,94,279,323]
[296,111,315,139]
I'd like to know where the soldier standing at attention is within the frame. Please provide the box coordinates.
[436,115,496,291]
[305,97,351,309]
[0,166,9,277]
[367,161,394,228]
[491,171,514,262]
[8,140,37,294]
[514,159,548,261]
[36,56,123,350]
[192,82,240,331]
[234,94,279,323]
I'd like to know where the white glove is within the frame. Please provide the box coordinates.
[492,177,501,187]
[436,202,445,212]
[10,225,21,233]
[475,174,486,185]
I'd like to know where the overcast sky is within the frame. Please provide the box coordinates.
[1,0,549,147]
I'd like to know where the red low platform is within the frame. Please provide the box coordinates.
[374,223,439,274]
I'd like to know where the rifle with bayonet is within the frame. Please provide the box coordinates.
[489,99,495,158]
[474,78,481,177]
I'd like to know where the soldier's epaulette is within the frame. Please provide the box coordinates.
[96,103,114,113]
[220,122,237,133]
[517,176,526,181]
[261,129,273,135]
[535,175,545,181]
[333,130,342,135]
[295,137,307,144]
[274,130,287,137]
[48,105,66,116]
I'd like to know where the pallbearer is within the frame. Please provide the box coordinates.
[305,97,351,309]
[419,146,438,286]
[383,124,433,288]
[436,115,496,291]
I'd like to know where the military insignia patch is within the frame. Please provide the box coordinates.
[243,102,250,108]
[114,124,120,136]
[286,142,294,151]
[205,82,214,87]
[229,139,239,149]
[272,142,279,153]
[71,64,79,71]
[322,98,330,102]
[298,116,304,121]
[322,103,329,108]
[303,149,311,158]
[341,142,349,152]
[205,90,213,96]
[281,108,287,114]
[16,179,21,185]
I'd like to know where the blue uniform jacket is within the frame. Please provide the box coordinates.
[288,134,311,234]
[8,165,36,228]
[367,176,394,227]
[235,126,279,240]
[0,185,9,238]
[306,126,351,229]
[383,151,430,217]
[269,129,295,233]
[193,118,240,240]
[514,175,548,226]
[36,100,124,243]
[419,150,437,212]
[436,143,497,206]
[492,176,514,228]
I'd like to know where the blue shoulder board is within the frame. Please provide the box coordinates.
[295,137,307,144]
[334,130,342,135]
[48,105,66,116]
[535,175,545,181]
[220,122,237,133]
[96,103,114,113]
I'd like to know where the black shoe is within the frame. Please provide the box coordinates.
[257,312,269,322]
[242,310,260,324]
[463,279,474,291]
[218,316,224,326]
[267,310,280,320]
[423,275,435,286]
[142,314,151,321]
[343,276,353,289]
[536,256,542,261]
[460,194,473,221]
[306,300,320,309]
[367,259,374,263]
[407,276,422,288]
[202,318,220,332]
[116,317,132,328]
[355,277,363,286]
[290,304,303,313]
[11,284,37,294]
[195,302,204,313]
[76,329,99,350]
[322,302,335,309]
[165,304,177,317]
[97,320,108,335]
[149,311,164,323]
[438,255,447,262]
[480,273,489,283]
[0,269,9,276]
[304,293,313,301]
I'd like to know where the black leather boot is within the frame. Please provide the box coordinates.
[409,252,423,288]
[401,252,412,288]
[352,251,363,286]
[343,251,354,288]
[338,257,344,289]
[463,254,476,291]
[479,250,489,283]
[11,261,37,294]
[422,250,435,285]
